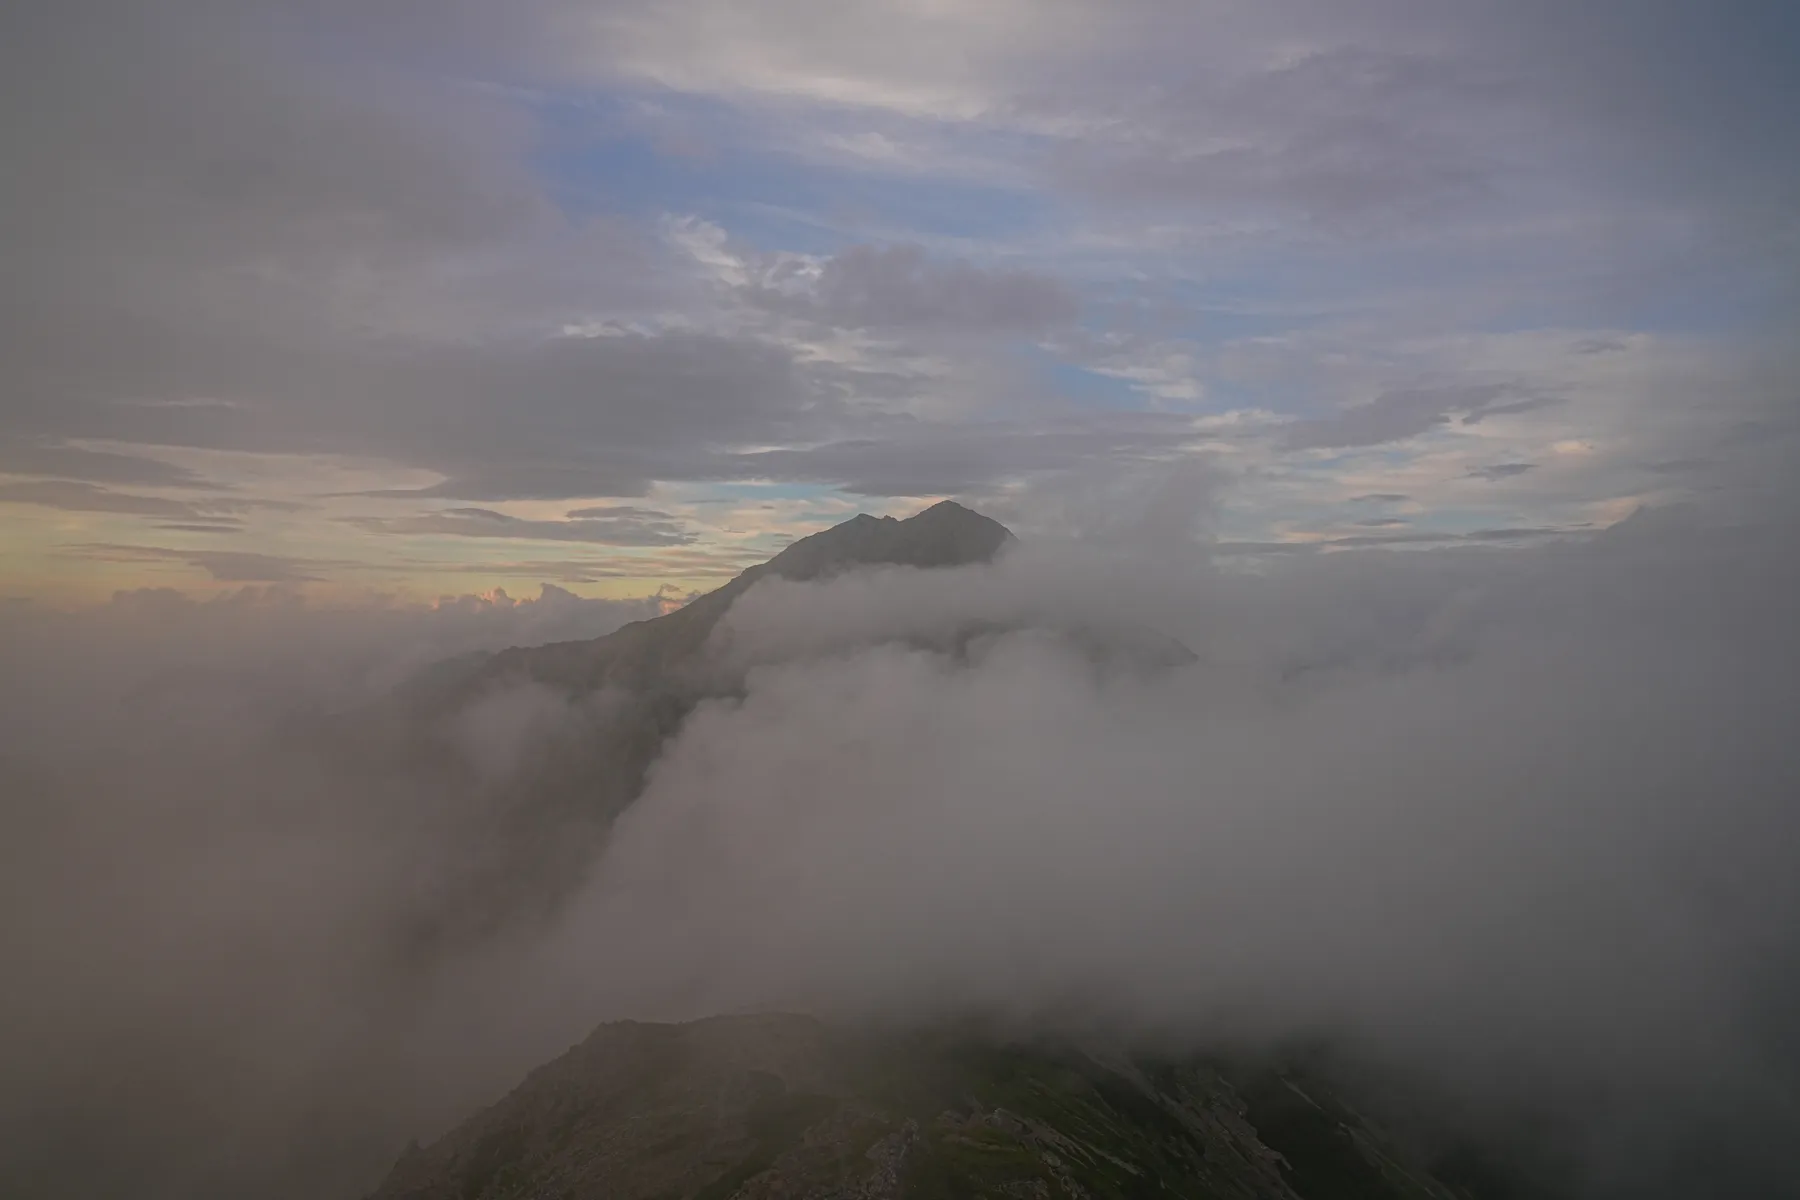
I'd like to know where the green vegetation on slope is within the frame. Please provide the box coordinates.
[369,1015,1546,1200]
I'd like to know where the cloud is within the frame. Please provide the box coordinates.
[0,19,1795,1197]
[180,552,328,583]
[0,576,679,1198]
[4,0,1794,594]
[1214,524,1578,554]
[349,506,696,546]
[68,544,338,583]
[1048,45,1505,229]
[1643,457,1709,475]
[749,243,1079,335]
[0,480,215,519]
[976,455,1227,546]
[1279,385,1554,451]
[1461,396,1561,425]
[18,325,823,503]
[2,2,734,506]
[151,522,247,534]
[536,514,1800,1194]
[1467,462,1537,480]
[0,440,221,489]
[562,504,682,520]
[3,510,1799,1198]
[576,0,1073,119]
[732,412,1204,497]
[489,514,1785,1180]
[428,550,759,582]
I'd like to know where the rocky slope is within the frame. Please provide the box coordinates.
[367,1014,1510,1200]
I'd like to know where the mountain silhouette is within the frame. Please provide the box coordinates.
[375,502,1029,949]
[404,501,1015,704]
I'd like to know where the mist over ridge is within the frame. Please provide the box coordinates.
[5,0,1799,1194]
[4,493,1799,1197]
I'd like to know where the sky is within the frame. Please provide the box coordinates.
[4,0,1795,603]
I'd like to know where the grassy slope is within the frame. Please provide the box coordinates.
[368,1015,1537,1200]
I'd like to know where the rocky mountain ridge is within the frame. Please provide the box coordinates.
[377,502,1188,949]
[403,500,1017,706]
[405,498,1194,777]
[367,1014,1523,1200]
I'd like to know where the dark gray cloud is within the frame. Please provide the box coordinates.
[0,440,221,489]
[0,1,759,503]
[1467,462,1538,481]
[152,523,248,535]
[0,481,216,520]
[0,480,310,523]
[16,325,823,502]
[1461,396,1562,425]
[1280,385,1549,451]
[349,506,695,546]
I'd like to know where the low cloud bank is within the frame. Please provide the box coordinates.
[0,584,660,1200]
[3,515,1798,1197]
[551,510,1800,1195]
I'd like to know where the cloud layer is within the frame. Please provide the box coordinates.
[3,0,1794,597]
[3,508,1797,1197]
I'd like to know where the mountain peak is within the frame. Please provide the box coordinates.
[764,501,1013,582]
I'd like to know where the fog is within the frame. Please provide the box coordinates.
[0,584,662,1199]
[4,512,1799,1197]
